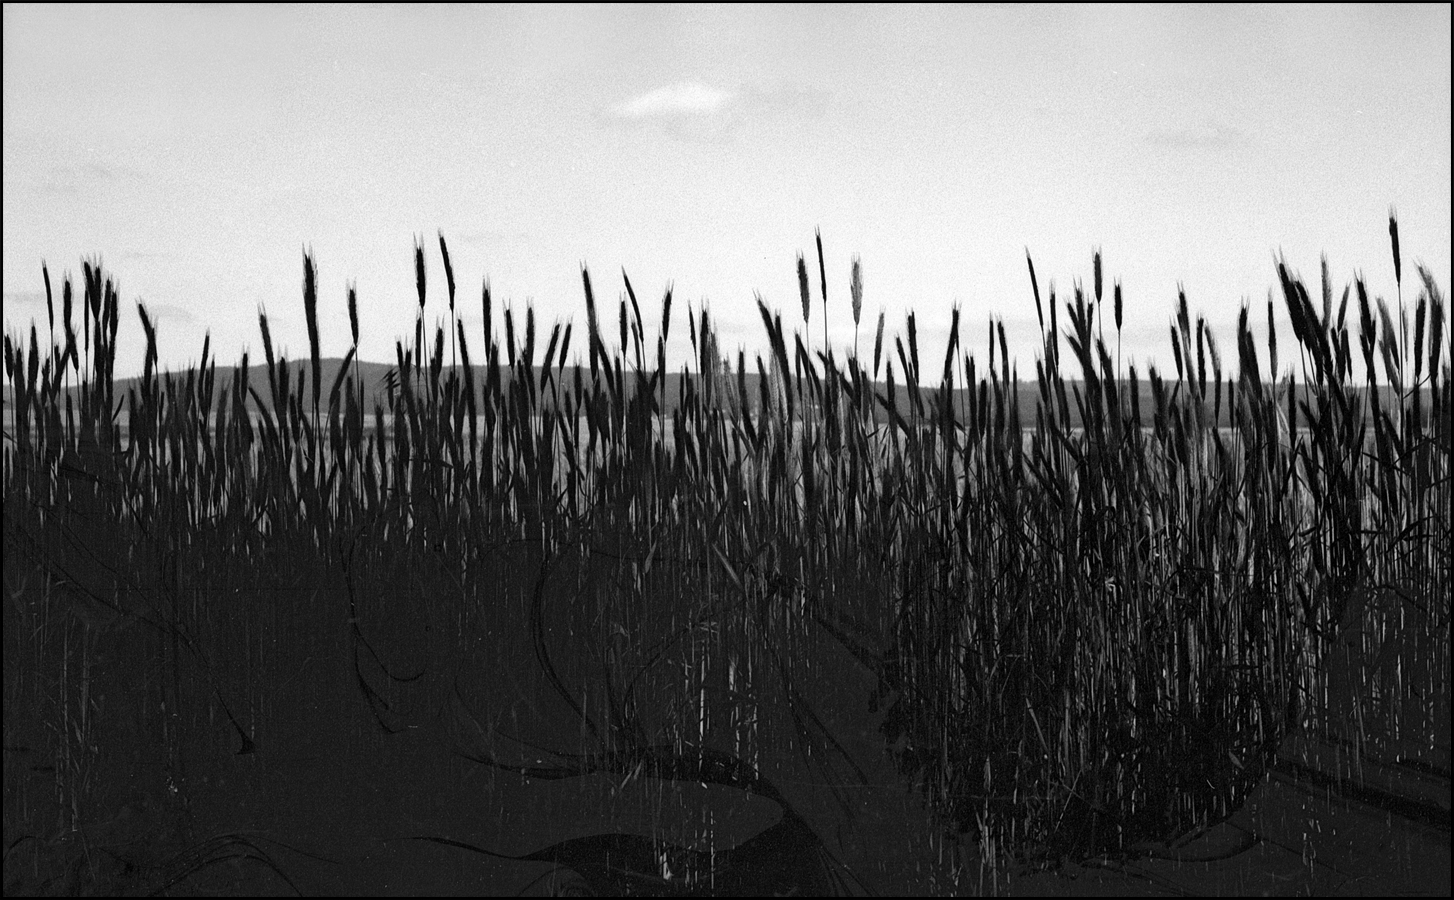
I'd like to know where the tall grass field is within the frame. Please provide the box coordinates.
[3,221,1448,894]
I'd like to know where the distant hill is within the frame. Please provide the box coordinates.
[4,356,1433,433]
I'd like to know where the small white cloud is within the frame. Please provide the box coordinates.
[611,82,738,120]
[601,82,828,146]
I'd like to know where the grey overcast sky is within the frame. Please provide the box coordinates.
[4,4,1450,381]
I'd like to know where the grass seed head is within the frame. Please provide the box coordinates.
[815,228,828,307]
[873,308,885,379]
[1389,209,1402,287]
[797,253,811,326]
[348,282,359,347]
[850,255,863,327]
[439,231,457,313]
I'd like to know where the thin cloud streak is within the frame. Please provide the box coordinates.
[3,291,48,311]
[34,161,135,196]
[139,302,196,325]
[1145,123,1243,149]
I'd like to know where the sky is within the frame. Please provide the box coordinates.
[4,4,1450,383]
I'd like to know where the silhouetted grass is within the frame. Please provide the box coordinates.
[3,221,1447,892]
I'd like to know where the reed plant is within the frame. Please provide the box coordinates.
[3,222,1447,892]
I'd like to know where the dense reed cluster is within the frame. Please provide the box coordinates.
[4,221,1448,889]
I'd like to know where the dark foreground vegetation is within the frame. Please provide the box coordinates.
[4,221,1448,894]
